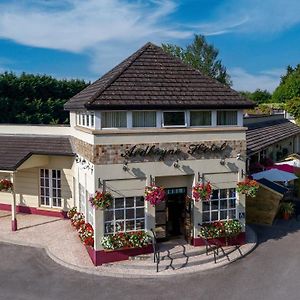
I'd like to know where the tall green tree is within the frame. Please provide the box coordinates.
[0,72,88,124]
[240,89,272,104]
[285,96,300,124]
[272,64,300,102]
[162,35,231,86]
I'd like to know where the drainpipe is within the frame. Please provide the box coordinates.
[10,172,17,231]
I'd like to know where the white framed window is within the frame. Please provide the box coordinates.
[40,169,62,208]
[202,188,237,223]
[101,111,127,128]
[190,111,212,126]
[132,111,156,128]
[104,196,145,234]
[217,111,238,126]
[163,111,186,127]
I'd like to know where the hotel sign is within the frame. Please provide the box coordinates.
[121,142,228,161]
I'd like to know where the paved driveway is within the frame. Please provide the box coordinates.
[1,221,300,300]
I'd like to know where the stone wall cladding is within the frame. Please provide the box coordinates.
[72,137,246,166]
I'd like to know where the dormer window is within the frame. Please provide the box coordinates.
[190,111,211,126]
[217,111,238,126]
[163,111,186,127]
[102,112,127,128]
[132,111,156,128]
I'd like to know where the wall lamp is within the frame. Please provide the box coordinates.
[122,160,129,172]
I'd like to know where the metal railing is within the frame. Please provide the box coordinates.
[150,228,160,272]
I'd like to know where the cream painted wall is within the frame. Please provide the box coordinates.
[0,156,74,211]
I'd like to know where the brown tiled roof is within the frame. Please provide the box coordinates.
[0,135,74,171]
[246,119,300,156]
[64,42,254,110]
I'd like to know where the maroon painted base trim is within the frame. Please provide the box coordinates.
[85,244,153,266]
[11,218,17,231]
[192,232,246,247]
[0,203,67,218]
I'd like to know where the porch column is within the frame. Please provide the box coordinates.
[93,180,105,251]
[145,175,155,231]
[192,173,201,239]
[10,172,17,231]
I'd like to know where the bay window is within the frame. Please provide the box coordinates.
[104,196,145,234]
[190,111,211,126]
[40,169,62,208]
[163,111,186,127]
[202,188,237,223]
[101,112,127,128]
[217,111,238,126]
[132,111,156,127]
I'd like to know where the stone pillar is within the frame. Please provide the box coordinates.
[10,172,17,231]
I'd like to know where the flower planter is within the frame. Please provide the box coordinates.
[85,244,153,266]
[192,232,246,247]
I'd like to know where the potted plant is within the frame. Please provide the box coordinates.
[70,212,85,230]
[144,185,166,206]
[78,223,94,246]
[280,202,295,220]
[192,182,212,201]
[67,207,77,219]
[101,231,152,251]
[0,178,13,192]
[237,178,259,198]
[89,191,113,209]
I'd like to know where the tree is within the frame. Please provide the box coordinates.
[162,35,231,86]
[240,89,272,104]
[272,65,300,102]
[285,97,300,124]
[0,72,88,124]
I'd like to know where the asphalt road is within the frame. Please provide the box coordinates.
[1,221,300,300]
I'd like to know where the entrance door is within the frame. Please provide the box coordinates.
[155,187,187,240]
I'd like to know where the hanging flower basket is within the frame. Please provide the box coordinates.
[78,223,94,246]
[144,185,166,206]
[192,182,212,201]
[0,179,13,192]
[237,178,259,198]
[89,191,113,209]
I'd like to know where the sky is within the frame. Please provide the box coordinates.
[0,0,300,92]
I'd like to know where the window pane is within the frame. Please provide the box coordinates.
[136,196,144,207]
[190,111,211,126]
[136,219,145,230]
[125,197,134,208]
[163,112,185,126]
[217,111,237,125]
[203,212,210,223]
[220,210,227,220]
[105,222,114,234]
[115,198,124,208]
[229,188,236,198]
[136,208,144,218]
[229,199,236,208]
[211,190,219,199]
[101,112,127,128]
[211,211,218,221]
[220,200,227,209]
[126,209,134,219]
[211,200,219,210]
[228,210,236,219]
[115,210,124,220]
[126,220,135,231]
[105,210,114,222]
[202,201,210,212]
[220,189,227,199]
[132,111,156,127]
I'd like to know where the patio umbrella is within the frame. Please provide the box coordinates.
[252,169,298,182]
[276,159,300,168]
